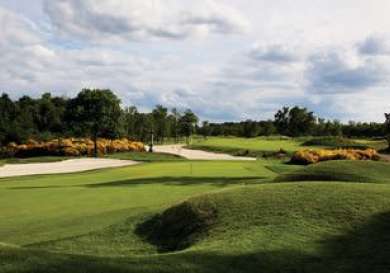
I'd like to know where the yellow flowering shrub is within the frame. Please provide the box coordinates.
[291,148,380,165]
[4,138,145,157]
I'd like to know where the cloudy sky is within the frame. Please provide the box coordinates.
[1,0,390,122]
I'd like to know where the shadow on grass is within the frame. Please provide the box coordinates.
[6,176,267,190]
[87,176,267,188]
[2,212,390,273]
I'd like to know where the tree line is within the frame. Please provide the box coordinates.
[0,90,198,151]
[0,90,389,149]
[200,106,387,140]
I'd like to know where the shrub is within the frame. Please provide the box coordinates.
[291,148,380,165]
[2,138,145,158]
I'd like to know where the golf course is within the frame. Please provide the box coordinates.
[1,136,390,273]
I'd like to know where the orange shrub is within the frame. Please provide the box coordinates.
[291,148,380,165]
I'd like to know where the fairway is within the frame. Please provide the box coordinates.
[2,157,390,272]
[190,137,303,157]
[0,161,274,250]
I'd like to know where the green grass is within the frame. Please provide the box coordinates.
[190,136,305,157]
[276,160,390,183]
[190,137,388,158]
[106,151,186,161]
[0,156,72,166]
[2,153,390,272]
[302,136,370,149]
[2,181,390,273]
[0,161,275,248]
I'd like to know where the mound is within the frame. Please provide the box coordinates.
[4,182,390,272]
[276,160,390,183]
[136,200,217,251]
[302,137,369,149]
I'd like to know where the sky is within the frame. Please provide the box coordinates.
[1,0,390,122]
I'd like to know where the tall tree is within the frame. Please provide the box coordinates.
[274,107,290,135]
[152,105,168,143]
[66,89,122,157]
[179,109,198,144]
[385,112,390,150]
[170,108,181,143]
[274,106,316,136]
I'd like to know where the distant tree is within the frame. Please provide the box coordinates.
[66,89,122,157]
[258,120,277,136]
[122,106,138,139]
[170,108,181,143]
[34,93,67,135]
[288,106,316,136]
[274,106,316,136]
[242,120,259,138]
[385,112,390,150]
[200,120,211,139]
[0,93,23,145]
[179,109,198,144]
[274,107,290,135]
[152,105,169,143]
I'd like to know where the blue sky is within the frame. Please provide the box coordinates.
[1,0,390,122]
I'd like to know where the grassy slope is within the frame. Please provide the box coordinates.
[106,151,186,161]
[189,137,387,158]
[0,161,275,249]
[2,156,390,273]
[276,160,390,183]
[0,156,72,166]
[190,136,304,157]
[2,182,390,273]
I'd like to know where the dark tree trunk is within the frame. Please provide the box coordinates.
[93,133,98,158]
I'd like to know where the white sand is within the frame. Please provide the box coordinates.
[153,145,256,161]
[0,158,139,178]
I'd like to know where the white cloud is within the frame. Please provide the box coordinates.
[1,1,390,122]
[43,0,250,42]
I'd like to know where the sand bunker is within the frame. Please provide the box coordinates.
[153,145,255,161]
[0,158,139,178]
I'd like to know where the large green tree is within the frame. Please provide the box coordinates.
[274,106,316,136]
[179,109,198,144]
[152,105,169,143]
[66,89,122,157]
[385,112,390,150]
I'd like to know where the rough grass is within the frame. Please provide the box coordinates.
[0,160,275,249]
[3,182,390,273]
[302,136,370,149]
[106,151,186,161]
[0,156,72,165]
[190,137,387,159]
[189,136,304,158]
[276,160,390,183]
[3,146,390,273]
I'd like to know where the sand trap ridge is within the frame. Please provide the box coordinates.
[0,158,139,178]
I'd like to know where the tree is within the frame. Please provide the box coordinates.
[287,106,316,136]
[122,106,138,139]
[385,112,390,150]
[274,107,290,135]
[152,105,168,143]
[170,108,181,143]
[199,121,211,139]
[274,106,316,136]
[66,89,122,157]
[242,120,259,138]
[179,109,198,144]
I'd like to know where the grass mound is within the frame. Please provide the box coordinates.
[136,200,217,251]
[302,137,369,149]
[4,182,390,272]
[276,160,390,183]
